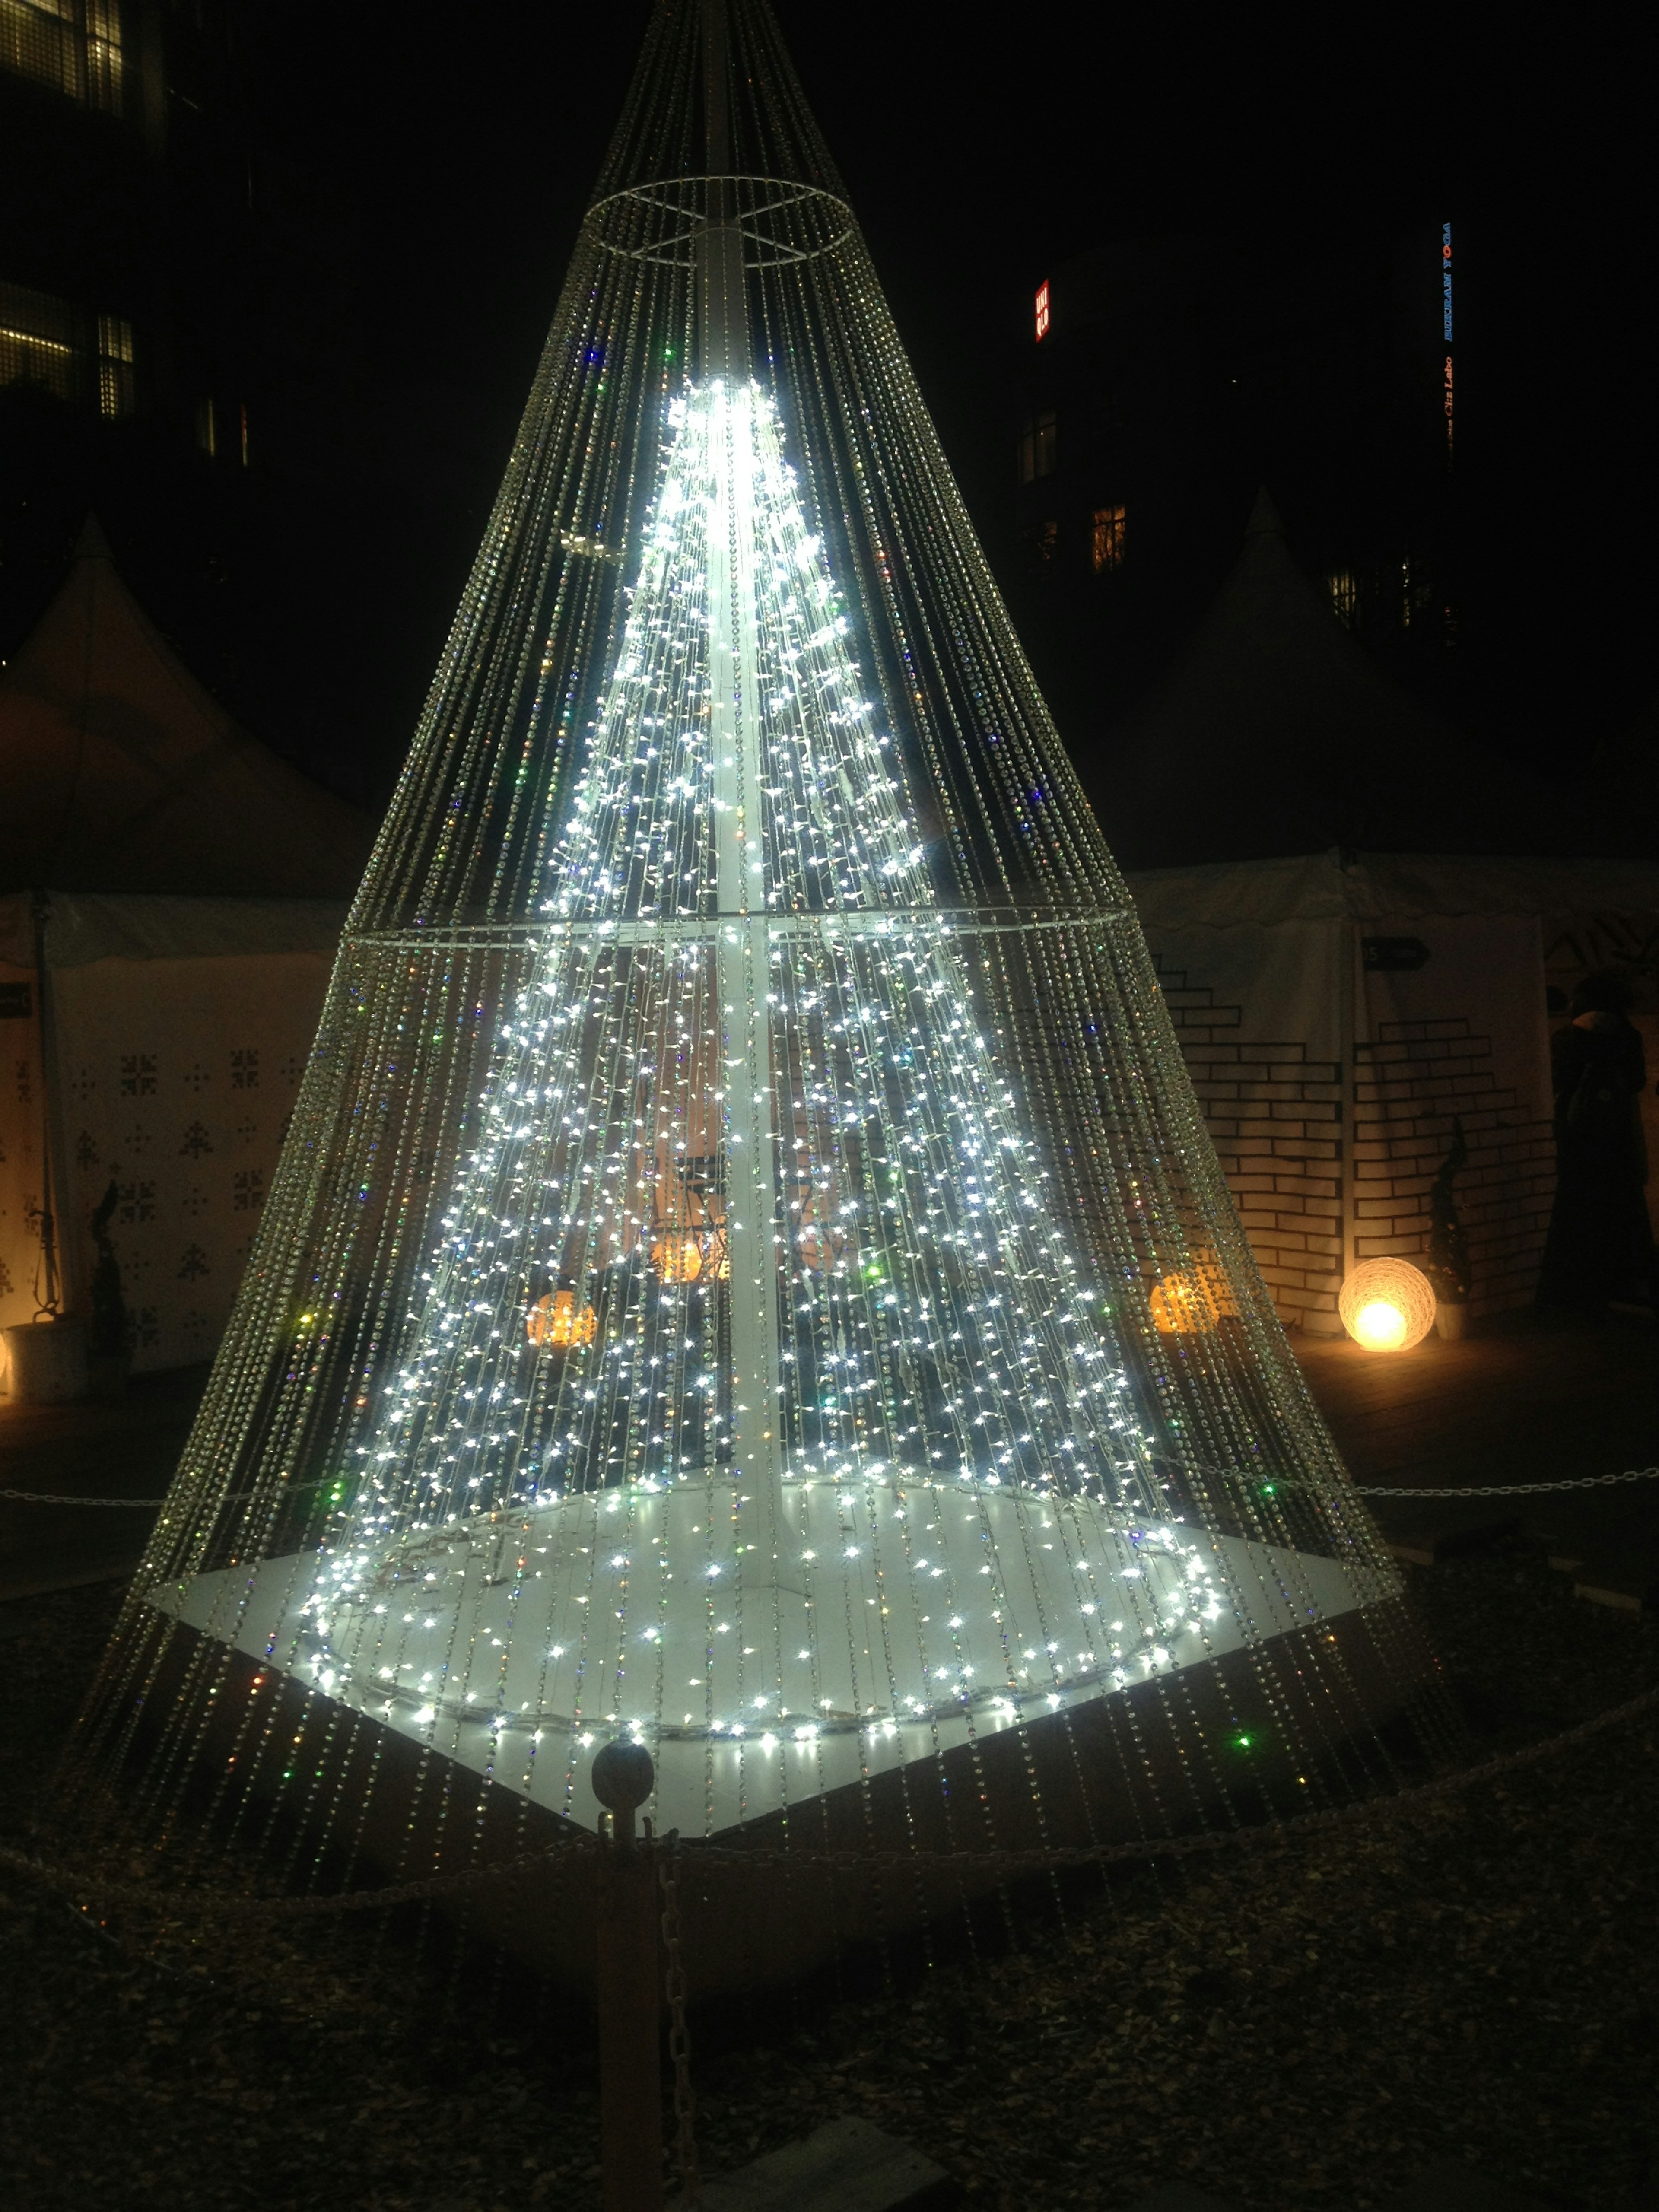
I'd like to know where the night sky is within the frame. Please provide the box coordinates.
[54,4,1659,822]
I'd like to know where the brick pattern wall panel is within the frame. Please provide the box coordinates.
[1157,958,1554,1330]
[1354,1017,1554,1318]
[1156,958,1344,1332]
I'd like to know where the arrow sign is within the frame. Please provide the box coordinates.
[1362,936,1432,973]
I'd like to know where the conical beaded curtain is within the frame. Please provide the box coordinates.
[71,0,1446,1961]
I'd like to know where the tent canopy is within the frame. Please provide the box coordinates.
[1100,492,1560,870]
[1128,846,1659,934]
[0,520,372,898]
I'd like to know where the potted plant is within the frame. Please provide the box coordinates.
[86,1179,132,1398]
[1422,1119,1472,1339]
[2,1193,89,1403]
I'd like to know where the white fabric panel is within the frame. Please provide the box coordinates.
[1356,854,1659,926]
[41,893,347,968]
[0,952,47,1343]
[1126,868,1565,1325]
[46,950,331,1372]
[1129,849,1659,933]
[1130,851,1350,931]
[1133,912,1344,1064]
[1360,912,1551,1128]
[0,891,32,969]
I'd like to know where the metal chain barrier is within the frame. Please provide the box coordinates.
[5,1673,1656,1927]
[1146,1443,1659,1507]
[1351,1466,1659,1499]
[9,1463,1659,1513]
[1,1488,168,1508]
[0,1473,339,1510]
[658,1835,699,2200]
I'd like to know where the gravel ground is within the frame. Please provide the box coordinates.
[2,1549,1656,2212]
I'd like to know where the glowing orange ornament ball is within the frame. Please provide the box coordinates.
[526,1285,597,1349]
[1149,1254,1238,1336]
[651,1232,703,1284]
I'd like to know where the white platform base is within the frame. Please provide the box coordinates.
[148,1478,1383,1837]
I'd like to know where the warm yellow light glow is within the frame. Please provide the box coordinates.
[1149,1255,1237,1335]
[1338,1256,1437,1351]
[527,1287,596,1348]
[1091,504,1127,574]
[652,1232,703,1283]
[1353,1299,1408,1351]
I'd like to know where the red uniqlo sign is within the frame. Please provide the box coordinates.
[1034,281,1050,341]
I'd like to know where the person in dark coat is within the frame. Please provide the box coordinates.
[1538,969,1655,1311]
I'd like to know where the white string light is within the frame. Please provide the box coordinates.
[73,0,1443,1894]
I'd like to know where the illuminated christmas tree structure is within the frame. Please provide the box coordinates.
[73,0,1446,1979]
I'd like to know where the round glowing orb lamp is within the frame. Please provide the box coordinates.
[1338,1257,1437,1352]
[526,1285,597,1349]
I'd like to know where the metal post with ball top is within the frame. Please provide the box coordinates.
[592,1741,666,2212]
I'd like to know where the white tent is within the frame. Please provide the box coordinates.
[1126,849,1659,1330]
[0,524,367,1375]
[1099,490,1563,869]
[0,894,344,1370]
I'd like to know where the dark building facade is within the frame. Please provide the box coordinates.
[1,0,262,722]
[1001,223,1463,765]
[0,0,258,494]
[0,1,373,795]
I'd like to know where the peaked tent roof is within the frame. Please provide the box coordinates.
[1098,491,1561,870]
[1125,845,1659,933]
[0,520,372,898]
[1588,690,1659,853]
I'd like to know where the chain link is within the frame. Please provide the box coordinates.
[0,1472,341,1511]
[658,1834,699,2200]
[9,1462,1658,1513]
[1,1488,166,1508]
[1151,1443,1659,1506]
[6,1673,1656,1929]
[1353,1465,1659,1500]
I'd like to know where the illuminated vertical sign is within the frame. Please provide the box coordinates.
[1035,280,1050,342]
[1441,222,1454,467]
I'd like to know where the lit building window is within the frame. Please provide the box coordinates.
[83,0,121,112]
[1018,407,1057,485]
[96,313,134,417]
[1034,281,1050,342]
[2,0,79,98]
[1090,504,1127,573]
[1327,570,1359,628]
[0,286,133,413]
[0,279,82,404]
[1,0,122,112]
[196,396,218,458]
